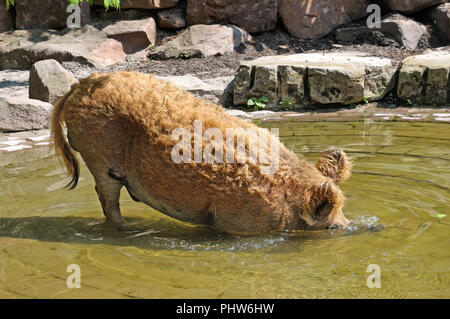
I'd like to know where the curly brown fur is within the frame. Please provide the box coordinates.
[316,149,352,184]
[51,71,351,234]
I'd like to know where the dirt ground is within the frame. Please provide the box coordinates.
[59,12,450,81]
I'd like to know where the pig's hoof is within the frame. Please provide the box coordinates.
[105,217,125,227]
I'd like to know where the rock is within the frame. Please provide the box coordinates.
[15,0,90,30]
[156,5,186,29]
[335,14,427,50]
[0,26,127,69]
[379,14,427,50]
[157,75,234,106]
[29,60,78,104]
[397,50,450,105]
[0,2,13,33]
[335,26,371,43]
[0,70,29,98]
[93,0,178,9]
[233,52,398,108]
[383,0,446,14]
[0,97,53,132]
[335,26,384,45]
[280,0,371,39]
[429,3,450,41]
[149,24,251,60]
[186,0,277,33]
[102,18,157,54]
[235,64,279,105]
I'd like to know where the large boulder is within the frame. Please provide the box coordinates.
[379,14,427,50]
[102,18,157,54]
[0,97,53,132]
[280,0,370,39]
[429,3,450,41]
[149,24,251,59]
[186,0,277,33]
[234,52,398,108]
[0,26,127,69]
[397,50,450,105]
[0,2,13,33]
[382,0,446,14]
[29,60,78,104]
[93,0,178,9]
[15,0,90,30]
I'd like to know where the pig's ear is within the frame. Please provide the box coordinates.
[302,181,344,220]
[316,149,352,185]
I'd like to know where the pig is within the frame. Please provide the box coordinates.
[51,71,352,235]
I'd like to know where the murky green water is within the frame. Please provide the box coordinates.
[0,121,449,298]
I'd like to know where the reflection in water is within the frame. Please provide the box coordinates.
[0,216,383,253]
[0,121,449,298]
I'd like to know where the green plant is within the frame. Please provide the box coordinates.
[280,98,293,108]
[364,97,370,104]
[69,0,120,10]
[247,96,268,111]
[5,0,14,9]
[407,98,413,105]
[178,50,191,59]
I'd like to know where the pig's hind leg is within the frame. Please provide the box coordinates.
[94,176,124,224]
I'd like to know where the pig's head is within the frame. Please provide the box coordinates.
[297,180,350,230]
[295,149,352,230]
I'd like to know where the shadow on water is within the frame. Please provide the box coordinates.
[0,215,384,253]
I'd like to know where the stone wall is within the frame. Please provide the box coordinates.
[3,0,449,39]
[233,50,450,108]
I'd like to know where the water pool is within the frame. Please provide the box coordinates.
[0,121,448,298]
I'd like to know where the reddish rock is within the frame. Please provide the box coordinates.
[0,26,127,69]
[0,2,13,33]
[102,18,157,54]
[15,0,90,30]
[89,38,127,67]
[186,0,277,33]
[383,0,446,14]
[280,0,370,39]
[94,0,178,9]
